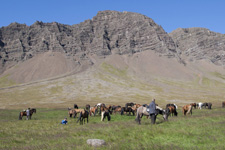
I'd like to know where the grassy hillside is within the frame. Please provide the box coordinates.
[0,107,225,150]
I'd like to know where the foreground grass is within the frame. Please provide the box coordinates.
[0,108,224,150]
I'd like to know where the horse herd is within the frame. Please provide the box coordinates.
[18,101,225,125]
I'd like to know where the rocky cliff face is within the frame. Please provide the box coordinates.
[1,10,225,77]
[0,10,178,73]
[169,28,225,66]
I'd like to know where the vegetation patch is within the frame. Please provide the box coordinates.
[0,108,224,150]
[0,74,16,88]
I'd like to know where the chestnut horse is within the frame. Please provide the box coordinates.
[89,106,98,116]
[167,106,178,116]
[190,103,197,109]
[182,105,192,116]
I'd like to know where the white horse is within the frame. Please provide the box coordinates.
[198,102,203,109]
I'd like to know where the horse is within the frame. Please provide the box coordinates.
[112,105,121,111]
[68,108,85,118]
[190,103,197,109]
[89,106,98,116]
[167,106,178,117]
[125,102,135,108]
[68,108,76,118]
[202,103,208,109]
[113,106,122,114]
[166,104,178,109]
[121,107,135,116]
[76,110,89,125]
[135,106,169,125]
[207,103,212,109]
[85,104,90,111]
[19,108,36,120]
[222,101,225,108]
[74,104,79,109]
[100,105,111,121]
[197,102,203,109]
[182,104,192,116]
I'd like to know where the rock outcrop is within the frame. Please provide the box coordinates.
[169,27,225,66]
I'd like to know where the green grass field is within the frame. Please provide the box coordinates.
[0,107,225,150]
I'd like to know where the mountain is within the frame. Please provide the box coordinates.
[0,10,225,109]
[169,27,225,66]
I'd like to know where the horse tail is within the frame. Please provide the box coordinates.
[121,108,124,115]
[76,112,82,123]
[19,112,22,120]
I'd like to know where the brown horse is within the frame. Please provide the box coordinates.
[113,106,122,114]
[190,103,197,109]
[182,105,192,116]
[167,106,178,116]
[89,106,98,116]
[19,108,36,120]
[76,110,89,125]
[68,108,85,118]
[222,101,225,108]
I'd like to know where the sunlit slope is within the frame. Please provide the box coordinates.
[0,51,225,109]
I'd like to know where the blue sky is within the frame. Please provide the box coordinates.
[1,0,225,33]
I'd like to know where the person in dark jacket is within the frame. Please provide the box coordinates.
[149,99,156,124]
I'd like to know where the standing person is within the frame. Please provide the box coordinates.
[149,99,156,124]
[26,108,30,120]
[61,118,68,124]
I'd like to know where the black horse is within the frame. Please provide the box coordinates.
[202,103,208,108]
[125,102,135,109]
[207,103,212,109]
[121,107,135,116]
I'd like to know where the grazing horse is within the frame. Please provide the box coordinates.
[68,108,85,118]
[222,101,225,108]
[166,104,178,109]
[113,106,122,114]
[100,105,111,121]
[121,107,135,116]
[68,108,76,118]
[19,108,36,120]
[182,105,192,116]
[125,102,135,108]
[167,106,178,117]
[207,103,212,109]
[197,102,203,109]
[190,103,197,109]
[74,104,79,109]
[89,106,98,116]
[202,103,208,109]
[135,106,169,125]
[112,105,121,111]
[76,110,89,125]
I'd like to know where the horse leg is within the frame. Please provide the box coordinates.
[101,112,104,121]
